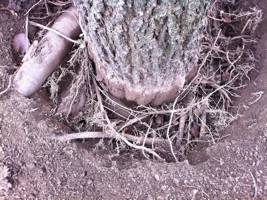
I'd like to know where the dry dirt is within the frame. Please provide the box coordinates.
[0,1,267,199]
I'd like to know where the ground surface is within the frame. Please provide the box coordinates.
[0,1,267,199]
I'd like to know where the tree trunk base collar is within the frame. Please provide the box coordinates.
[74,0,210,105]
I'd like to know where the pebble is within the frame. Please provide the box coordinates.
[12,33,30,55]
[0,146,4,160]
[0,32,3,42]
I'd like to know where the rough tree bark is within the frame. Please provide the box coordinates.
[73,0,211,105]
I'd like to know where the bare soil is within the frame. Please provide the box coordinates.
[0,1,267,199]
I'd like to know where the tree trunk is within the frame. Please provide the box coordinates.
[73,0,211,105]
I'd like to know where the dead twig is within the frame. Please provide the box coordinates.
[176,113,187,145]
[25,0,43,16]
[248,91,264,105]
[29,21,80,44]
[250,171,258,199]
[0,76,12,97]
[52,130,168,146]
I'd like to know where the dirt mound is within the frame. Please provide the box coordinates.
[0,0,266,199]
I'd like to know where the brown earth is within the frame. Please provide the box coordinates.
[0,1,267,199]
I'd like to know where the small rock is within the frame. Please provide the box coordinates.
[154,174,160,181]
[0,146,4,160]
[0,32,3,42]
[12,33,30,55]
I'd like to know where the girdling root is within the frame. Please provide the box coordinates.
[42,1,262,161]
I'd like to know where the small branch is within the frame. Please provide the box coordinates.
[199,112,207,137]
[250,171,258,199]
[248,91,264,105]
[0,75,13,97]
[52,130,168,145]
[51,131,113,142]
[29,21,80,44]
[25,14,30,52]
[176,113,187,145]
[25,0,43,15]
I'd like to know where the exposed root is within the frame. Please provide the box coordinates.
[42,1,262,161]
[93,78,163,160]
[53,130,167,146]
